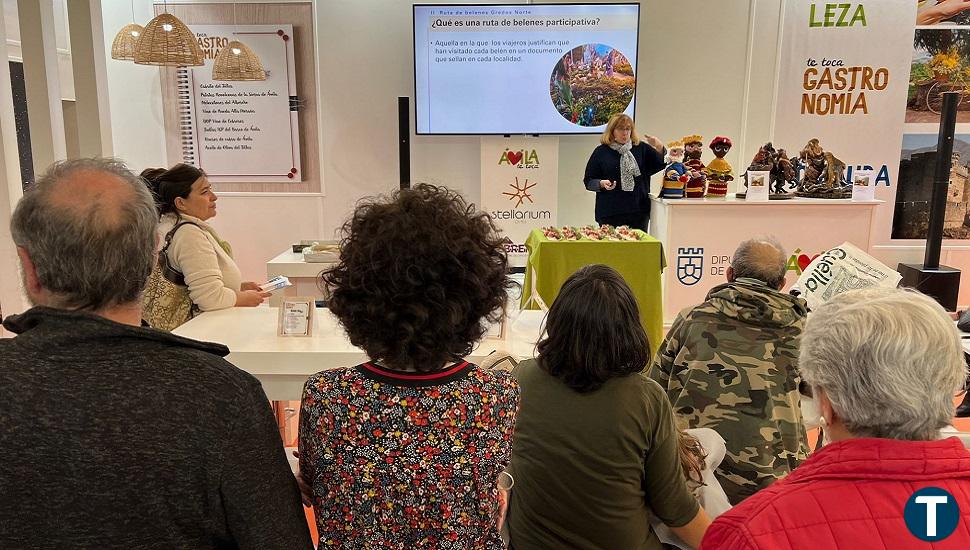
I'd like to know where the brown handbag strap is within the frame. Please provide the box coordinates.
[160,221,202,254]
[159,221,203,284]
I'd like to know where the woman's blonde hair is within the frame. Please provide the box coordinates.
[600,113,640,146]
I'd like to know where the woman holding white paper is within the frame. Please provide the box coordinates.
[142,164,269,319]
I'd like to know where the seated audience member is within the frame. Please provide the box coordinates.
[141,164,269,330]
[701,287,970,549]
[507,265,710,550]
[648,237,809,504]
[0,158,312,549]
[299,184,519,548]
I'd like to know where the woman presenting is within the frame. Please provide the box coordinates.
[584,113,666,231]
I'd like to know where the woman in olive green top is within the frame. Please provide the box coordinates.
[507,265,711,550]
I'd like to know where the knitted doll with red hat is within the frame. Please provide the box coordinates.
[704,136,734,198]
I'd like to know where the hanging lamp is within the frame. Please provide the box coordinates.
[110,2,143,61]
[212,4,266,81]
[133,11,203,67]
[213,40,266,81]
[111,23,144,61]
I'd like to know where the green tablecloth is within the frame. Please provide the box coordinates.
[521,229,667,355]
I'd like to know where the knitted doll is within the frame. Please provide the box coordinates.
[704,136,734,198]
[660,141,690,199]
[682,135,707,198]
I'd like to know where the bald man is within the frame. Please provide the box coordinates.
[648,238,810,505]
[0,159,312,549]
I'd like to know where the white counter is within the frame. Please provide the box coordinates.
[649,195,882,322]
[652,196,882,207]
[266,250,335,278]
[173,307,545,399]
[265,250,336,306]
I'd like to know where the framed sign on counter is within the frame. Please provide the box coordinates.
[278,296,314,337]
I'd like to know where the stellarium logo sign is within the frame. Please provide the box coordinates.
[503,177,536,208]
[491,176,550,221]
[489,145,552,255]
[494,147,547,216]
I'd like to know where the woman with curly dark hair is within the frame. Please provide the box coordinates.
[298,184,519,548]
[507,264,712,550]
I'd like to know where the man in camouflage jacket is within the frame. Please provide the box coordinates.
[648,238,810,505]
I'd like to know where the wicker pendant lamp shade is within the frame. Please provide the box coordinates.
[133,13,203,66]
[212,40,266,81]
[110,23,144,60]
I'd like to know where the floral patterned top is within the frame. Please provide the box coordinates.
[299,360,520,549]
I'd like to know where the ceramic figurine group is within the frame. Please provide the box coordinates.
[740,142,798,198]
[659,135,734,199]
[738,138,849,199]
[794,138,850,198]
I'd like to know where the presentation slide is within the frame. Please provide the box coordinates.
[414,4,640,135]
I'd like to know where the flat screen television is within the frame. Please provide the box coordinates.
[413,3,640,135]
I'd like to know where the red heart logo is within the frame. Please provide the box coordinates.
[507,151,523,165]
[797,254,820,271]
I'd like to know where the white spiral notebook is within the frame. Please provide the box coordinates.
[177,24,301,182]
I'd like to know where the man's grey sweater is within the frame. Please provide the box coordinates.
[0,307,313,550]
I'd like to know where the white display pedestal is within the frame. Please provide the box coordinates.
[649,195,882,323]
[265,250,335,306]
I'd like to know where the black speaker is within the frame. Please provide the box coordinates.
[398,96,410,189]
[904,92,962,311]
[898,263,960,311]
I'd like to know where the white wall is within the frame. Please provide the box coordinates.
[4,0,75,100]
[97,0,792,282]
[100,0,166,173]
[0,0,27,327]
[317,0,784,242]
[95,0,970,306]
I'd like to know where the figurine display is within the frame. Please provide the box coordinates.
[744,142,774,180]
[739,142,775,198]
[772,149,797,194]
[682,134,707,198]
[737,142,797,199]
[704,136,734,198]
[659,140,690,199]
[796,138,850,198]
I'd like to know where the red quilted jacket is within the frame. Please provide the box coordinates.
[700,437,970,549]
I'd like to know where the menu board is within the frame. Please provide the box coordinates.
[178,24,301,182]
